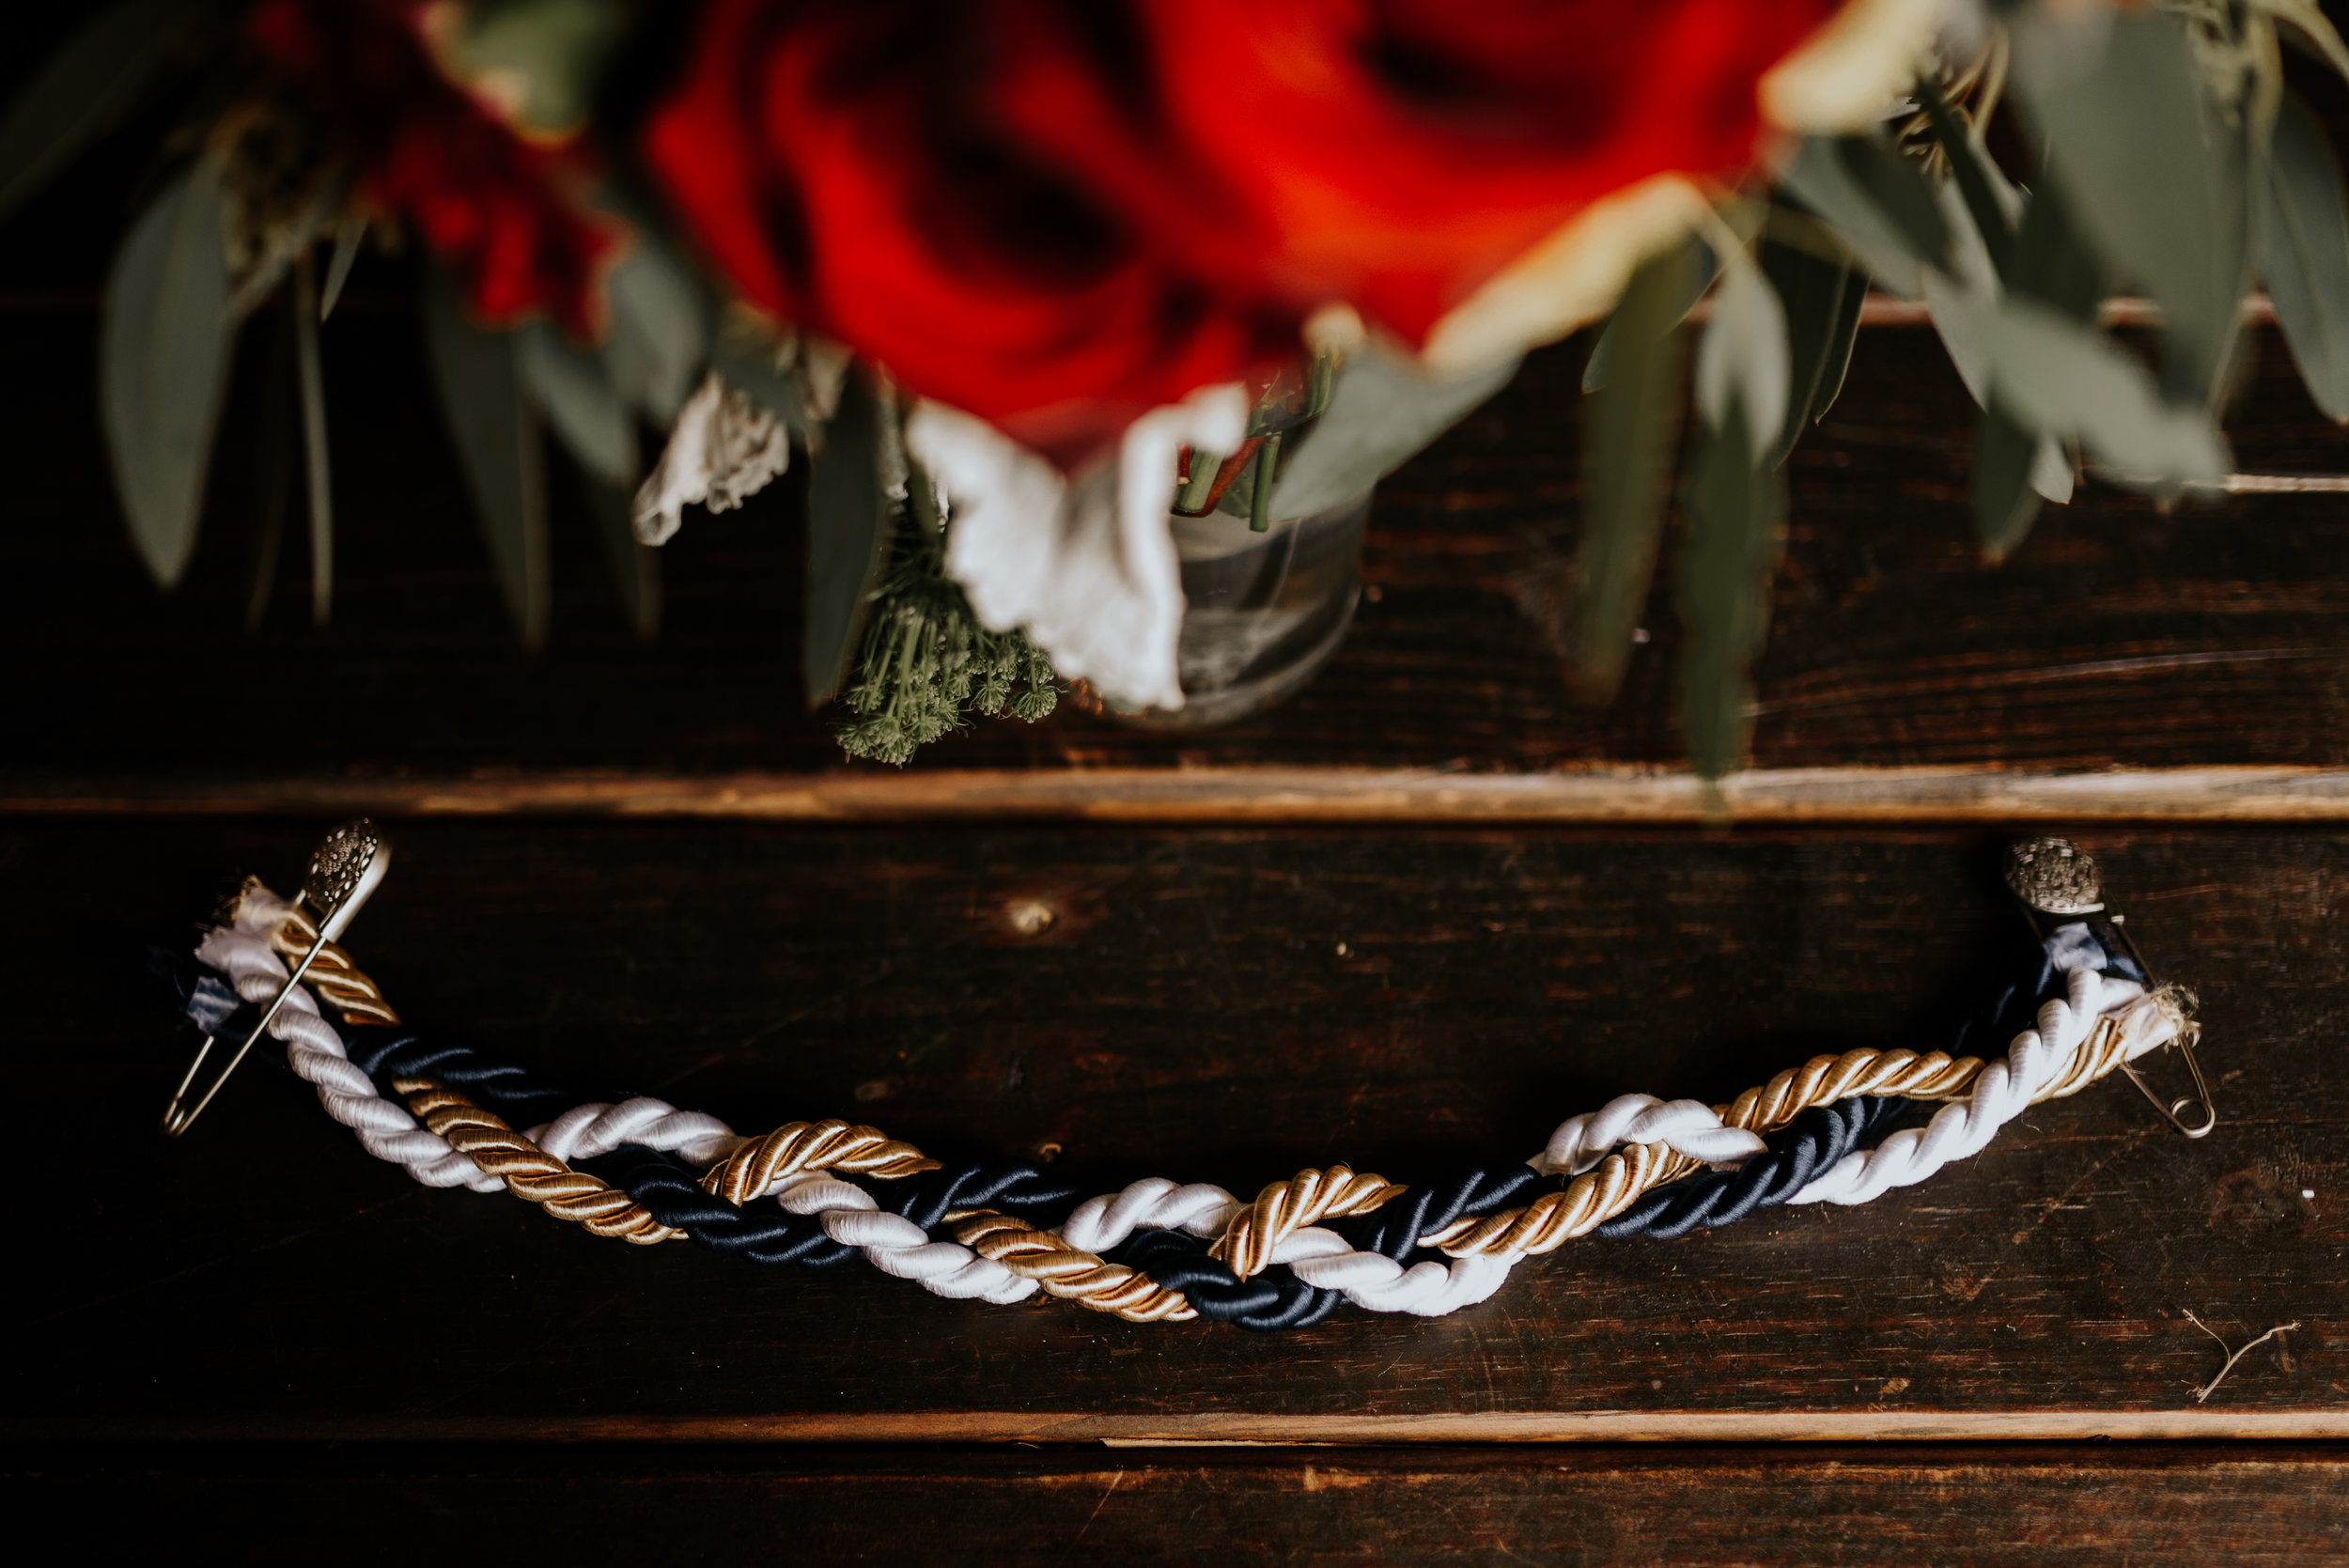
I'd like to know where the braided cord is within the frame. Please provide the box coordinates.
[185,883,2193,1328]
[392,1077,677,1243]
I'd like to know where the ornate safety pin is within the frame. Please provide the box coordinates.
[161,819,392,1138]
[2002,837,2215,1139]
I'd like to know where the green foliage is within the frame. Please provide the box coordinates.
[1268,340,1519,520]
[423,267,552,647]
[2015,7,2250,402]
[804,372,894,706]
[1678,409,1783,781]
[101,160,240,589]
[2263,88,2349,421]
[1760,242,1856,469]
[1573,244,1694,700]
[836,488,1059,767]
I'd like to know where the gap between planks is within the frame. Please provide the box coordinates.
[8,765,2349,825]
[9,1410,2347,1445]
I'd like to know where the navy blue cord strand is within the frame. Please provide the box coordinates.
[350,1031,577,1128]
[348,1029,1081,1271]
[1596,1093,1907,1239]
[1594,920,2139,1244]
[1114,1229,1345,1330]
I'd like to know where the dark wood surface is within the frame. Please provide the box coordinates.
[8,172,2349,1555]
[4,821,2340,1446]
[7,1442,2344,1565]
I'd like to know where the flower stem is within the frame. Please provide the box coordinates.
[1250,430,1283,532]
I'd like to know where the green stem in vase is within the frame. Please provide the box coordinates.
[1177,447,1224,513]
[1249,429,1283,532]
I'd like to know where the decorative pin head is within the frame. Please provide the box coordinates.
[2003,837,2104,916]
[302,819,392,942]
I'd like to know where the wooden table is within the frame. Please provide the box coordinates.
[3,267,2344,1560]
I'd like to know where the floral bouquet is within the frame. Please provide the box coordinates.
[7,0,2344,772]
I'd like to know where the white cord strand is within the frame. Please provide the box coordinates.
[1538,1094,1768,1175]
[774,1172,1037,1304]
[196,905,499,1192]
[527,1098,742,1167]
[1789,969,2173,1205]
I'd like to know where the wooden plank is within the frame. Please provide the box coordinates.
[8,305,2349,783]
[7,1443,2346,1563]
[6,822,2339,1439]
[8,763,2349,823]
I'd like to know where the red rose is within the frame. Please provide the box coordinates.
[643,0,1300,467]
[248,0,620,336]
[1125,0,1843,347]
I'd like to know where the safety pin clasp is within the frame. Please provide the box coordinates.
[2119,1020,2217,1140]
[161,820,391,1138]
[2002,837,2215,1140]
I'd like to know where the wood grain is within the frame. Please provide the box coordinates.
[7,1443,2346,1565]
[8,763,2349,823]
[7,822,2339,1440]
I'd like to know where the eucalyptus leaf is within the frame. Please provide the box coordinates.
[1583,238,1712,393]
[1932,286,2230,481]
[243,303,295,631]
[319,217,365,321]
[2030,430,2076,505]
[1694,256,1790,465]
[1807,263,1867,423]
[603,230,708,425]
[519,319,638,488]
[0,0,187,221]
[292,253,334,625]
[100,160,238,589]
[2015,7,2249,400]
[1923,245,2071,549]
[2004,166,2106,320]
[803,372,892,707]
[1574,248,1689,701]
[1915,78,2015,279]
[1830,135,1952,267]
[1775,139,1927,296]
[1973,398,2045,560]
[1677,411,1783,781]
[580,474,661,643]
[1759,241,1851,467]
[1268,342,1520,520]
[424,268,550,646]
[2263,88,2349,420]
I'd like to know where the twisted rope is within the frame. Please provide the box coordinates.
[392,1078,677,1243]
[702,1118,941,1200]
[178,881,2195,1329]
[1211,1166,1411,1280]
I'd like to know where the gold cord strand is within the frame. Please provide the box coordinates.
[393,1077,679,1244]
[950,1211,1197,1322]
[1210,1165,1410,1279]
[247,884,401,1026]
[701,1118,941,1200]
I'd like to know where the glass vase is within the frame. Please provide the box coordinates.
[1112,485,1371,729]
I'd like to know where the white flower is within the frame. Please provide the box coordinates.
[907,384,1249,712]
[1761,0,1957,134]
[630,371,791,546]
